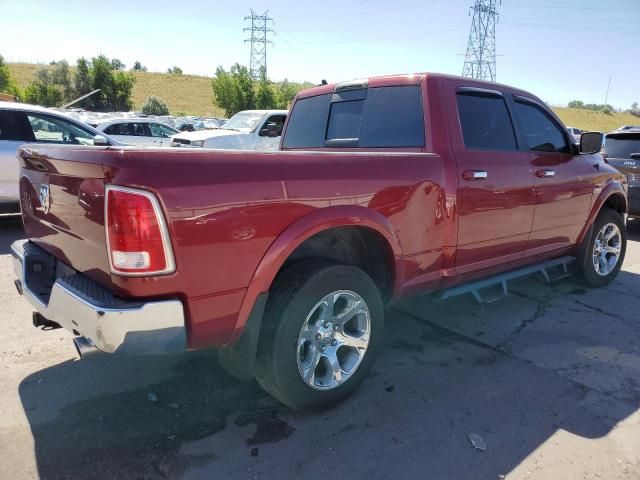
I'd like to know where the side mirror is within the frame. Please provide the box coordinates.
[580,132,603,154]
[93,134,110,147]
[259,122,280,137]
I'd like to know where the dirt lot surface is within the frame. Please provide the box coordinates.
[1,215,640,480]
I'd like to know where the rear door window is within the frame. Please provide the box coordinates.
[513,100,569,153]
[0,110,35,142]
[456,92,517,151]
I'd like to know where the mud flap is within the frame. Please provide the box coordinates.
[217,292,269,381]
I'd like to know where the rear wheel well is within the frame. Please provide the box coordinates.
[277,226,395,302]
[604,193,627,215]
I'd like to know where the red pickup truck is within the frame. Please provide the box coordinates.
[12,73,627,411]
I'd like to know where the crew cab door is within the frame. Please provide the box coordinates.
[510,96,593,255]
[447,85,536,274]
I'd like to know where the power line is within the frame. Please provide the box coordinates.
[244,10,274,79]
[462,0,500,82]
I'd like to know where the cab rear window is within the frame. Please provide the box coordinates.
[604,135,640,159]
[282,85,425,149]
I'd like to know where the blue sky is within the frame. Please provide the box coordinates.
[2,0,639,107]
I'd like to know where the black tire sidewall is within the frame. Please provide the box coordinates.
[258,262,384,411]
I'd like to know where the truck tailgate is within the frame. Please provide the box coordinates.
[18,145,112,287]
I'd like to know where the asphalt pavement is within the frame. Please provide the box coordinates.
[1,215,639,480]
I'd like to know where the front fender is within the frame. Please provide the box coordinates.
[229,205,405,343]
[576,180,627,246]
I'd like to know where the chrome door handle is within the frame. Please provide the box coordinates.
[463,170,488,180]
[535,169,556,178]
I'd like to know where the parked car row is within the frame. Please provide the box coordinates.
[170,109,287,150]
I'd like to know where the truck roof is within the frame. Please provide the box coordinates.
[296,72,536,100]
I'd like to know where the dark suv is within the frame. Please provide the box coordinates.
[604,129,640,217]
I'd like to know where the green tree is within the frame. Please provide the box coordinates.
[142,96,170,115]
[274,79,303,109]
[568,100,584,109]
[23,68,63,106]
[112,70,135,111]
[132,61,147,72]
[211,63,255,117]
[50,60,74,102]
[630,102,640,118]
[90,54,115,110]
[167,66,183,75]
[255,66,275,109]
[111,58,126,70]
[74,57,92,100]
[0,54,16,94]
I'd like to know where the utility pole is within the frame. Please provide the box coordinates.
[462,0,500,82]
[604,76,612,105]
[244,10,274,80]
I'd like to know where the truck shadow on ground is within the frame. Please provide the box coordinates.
[15,219,640,479]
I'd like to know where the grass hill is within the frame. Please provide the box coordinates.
[7,63,639,130]
[551,107,637,133]
[8,63,222,116]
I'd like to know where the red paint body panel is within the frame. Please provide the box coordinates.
[17,73,627,349]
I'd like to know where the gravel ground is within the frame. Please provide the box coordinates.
[1,215,640,480]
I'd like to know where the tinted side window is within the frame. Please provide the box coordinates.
[456,93,517,151]
[103,124,119,135]
[282,94,331,148]
[0,111,35,142]
[360,86,425,147]
[513,101,568,153]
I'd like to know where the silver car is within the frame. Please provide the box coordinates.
[0,101,117,214]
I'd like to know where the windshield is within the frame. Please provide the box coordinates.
[222,112,264,132]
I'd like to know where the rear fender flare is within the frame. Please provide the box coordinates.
[231,206,405,343]
[576,181,627,246]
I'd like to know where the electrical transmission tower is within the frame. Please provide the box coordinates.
[462,0,500,82]
[244,10,274,79]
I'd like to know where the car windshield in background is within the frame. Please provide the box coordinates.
[605,134,640,158]
[221,112,263,132]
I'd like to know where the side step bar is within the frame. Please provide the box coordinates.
[440,256,574,305]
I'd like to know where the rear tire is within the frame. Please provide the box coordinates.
[574,208,626,287]
[255,259,384,412]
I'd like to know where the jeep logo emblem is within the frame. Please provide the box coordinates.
[624,160,636,167]
[39,184,51,214]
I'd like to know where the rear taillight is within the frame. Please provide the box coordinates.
[105,186,175,276]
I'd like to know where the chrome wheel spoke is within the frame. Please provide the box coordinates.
[325,349,343,384]
[604,245,621,255]
[336,331,368,350]
[336,298,363,325]
[301,347,322,384]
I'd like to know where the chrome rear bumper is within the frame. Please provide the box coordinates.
[11,240,186,355]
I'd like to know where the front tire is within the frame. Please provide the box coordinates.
[255,259,384,411]
[575,208,626,287]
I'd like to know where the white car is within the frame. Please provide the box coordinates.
[95,118,179,147]
[0,101,117,214]
[171,110,287,150]
[566,127,584,143]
